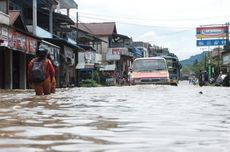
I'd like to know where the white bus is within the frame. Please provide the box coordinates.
[130,57,170,85]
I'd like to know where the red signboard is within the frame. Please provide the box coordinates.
[112,48,123,55]
[196,26,228,39]
[8,29,37,54]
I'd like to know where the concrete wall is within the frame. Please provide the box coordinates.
[98,36,109,64]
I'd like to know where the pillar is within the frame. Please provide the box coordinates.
[19,53,26,89]
[4,49,12,89]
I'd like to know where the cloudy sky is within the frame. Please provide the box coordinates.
[74,0,230,60]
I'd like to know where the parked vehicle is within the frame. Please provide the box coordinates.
[163,55,181,86]
[215,72,227,86]
[130,57,170,85]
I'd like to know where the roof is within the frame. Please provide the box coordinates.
[71,26,107,43]
[54,12,75,25]
[9,10,20,26]
[44,38,83,50]
[78,44,96,52]
[113,33,130,39]
[58,0,78,9]
[134,57,166,61]
[78,22,117,36]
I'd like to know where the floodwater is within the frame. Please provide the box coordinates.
[0,81,230,152]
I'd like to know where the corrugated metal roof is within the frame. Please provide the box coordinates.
[78,22,117,36]
[58,0,78,9]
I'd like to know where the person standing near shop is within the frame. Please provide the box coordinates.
[47,53,57,93]
[28,48,55,95]
[198,70,204,87]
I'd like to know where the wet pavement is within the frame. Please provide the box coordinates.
[0,81,230,152]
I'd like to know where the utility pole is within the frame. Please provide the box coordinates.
[49,5,53,34]
[32,0,37,35]
[226,22,229,46]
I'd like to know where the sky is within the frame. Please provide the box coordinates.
[73,0,230,60]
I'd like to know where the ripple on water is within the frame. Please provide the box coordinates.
[1,84,230,151]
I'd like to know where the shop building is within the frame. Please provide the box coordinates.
[78,22,134,81]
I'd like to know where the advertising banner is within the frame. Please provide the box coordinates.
[106,47,132,61]
[196,26,228,39]
[8,29,37,54]
[40,41,60,67]
[223,53,230,65]
[0,25,8,47]
[196,39,227,47]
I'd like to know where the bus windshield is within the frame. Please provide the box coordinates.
[133,59,167,72]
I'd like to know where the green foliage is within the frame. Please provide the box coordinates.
[93,69,101,84]
[181,56,206,74]
[181,52,220,76]
[80,79,99,87]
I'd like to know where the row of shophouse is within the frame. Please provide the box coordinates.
[207,46,230,77]
[0,0,172,89]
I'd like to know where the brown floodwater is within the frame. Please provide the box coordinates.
[0,82,230,152]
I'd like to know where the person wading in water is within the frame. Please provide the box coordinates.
[28,48,55,95]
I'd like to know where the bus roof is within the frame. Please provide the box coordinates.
[134,57,166,61]
[162,55,178,60]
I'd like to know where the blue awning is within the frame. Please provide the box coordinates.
[44,38,84,50]
[132,47,143,58]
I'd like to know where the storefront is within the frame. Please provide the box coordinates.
[222,52,230,73]
[0,24,8,89]
[76,49,96,82]
[7,28,38,89]
[44,38,80,87]
[39,40,60,87]
[106,47,133,77]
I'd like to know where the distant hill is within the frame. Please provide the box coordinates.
[180,51,208,67]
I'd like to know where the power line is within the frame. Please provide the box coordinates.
[79,15,195,29]
[78,11,230,22]
[59,9,229,30]
[57,9,229,37]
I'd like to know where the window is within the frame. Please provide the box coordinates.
[0,0,8,14]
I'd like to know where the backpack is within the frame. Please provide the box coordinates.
[31,59,46,83]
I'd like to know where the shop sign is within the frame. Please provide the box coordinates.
[8,30,37,54]
[84,64,94,69]
[40,41,60,67]
[196,26,228,39]
[84,51,95,64]
[106,47,130,61]
[64,46,75,65]
[196,39,227,47]
[78,51,95,64]
[0,25,8,46]
[112,48,123,55]
[223,53,230,65]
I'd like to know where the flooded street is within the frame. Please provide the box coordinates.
[0,81,230,152]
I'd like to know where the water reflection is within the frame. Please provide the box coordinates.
[0,82,230,151]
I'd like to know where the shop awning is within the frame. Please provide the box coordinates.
[78,44,96,52]
[58,0,78,9]
[132,47,143,58]
[76,64,94,70]
[44,38,84,50]
[100,64,116,71]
